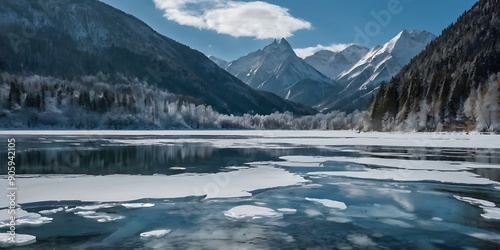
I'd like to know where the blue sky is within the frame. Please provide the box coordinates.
[100,0,478,61]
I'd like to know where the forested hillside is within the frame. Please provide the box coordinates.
[367,0,500,132]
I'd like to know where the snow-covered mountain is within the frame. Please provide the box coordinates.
[337,30,436,94]
[311,30,436,112]
[223,39,339,106]
[304,45,370,79]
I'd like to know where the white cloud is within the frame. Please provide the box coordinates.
[152,0,312,39]
[294,43,353,59]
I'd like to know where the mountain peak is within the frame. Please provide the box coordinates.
[279,38,291,47]
[263,38,295,55]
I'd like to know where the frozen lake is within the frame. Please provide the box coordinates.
[1,131,500,249]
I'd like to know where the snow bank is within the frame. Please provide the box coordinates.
[0,233,36,247]
[305,198,347,210]
[224,205,283,220]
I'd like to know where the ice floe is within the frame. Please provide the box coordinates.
[347,234,377,247]
[453,195,496,207]
[481,207,500,220]
[65,203,117,212]
[305,198,347,210]
[169,167,186,170]
[308,169,498,185]
[281,156,500,171]
[380,218,413,228]
[0,166,305,207]
[140,229,172,238]
[0,233,36,247]
[74,211,125,223]
[326,217,351,223]
[454,195,500,220]
[277,208,297,214]
[0,209,52,228]
[38,207,64,214]
[224,205,283,220]
[121,203,155,208]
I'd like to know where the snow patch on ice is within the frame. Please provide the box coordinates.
[0,233,36,247]
[140,229,172,238]
[224,205,283,220]
[305,198,347,210]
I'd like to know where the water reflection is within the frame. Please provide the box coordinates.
[0,136,338,175]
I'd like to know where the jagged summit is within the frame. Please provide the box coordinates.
[223,39,338,106]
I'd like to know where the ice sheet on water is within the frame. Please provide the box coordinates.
[380,218,413,228]
[282,156,500,171]
[224,205,283,220]
[0,166,306,207]
[121,203,155,208]
[453,195,496,207]
[481,207,500,220]
[326,217,351,223]
[346,234,377,248]
[73,210,125,223]
[308,169,498,185]
[38,207,64,214]
[454,195,500,220]
[305,198,347,210]
[277,208,297,214]
[169,167,186,170]
[0,209,52,228]
[140,229,172,238]
[0,233,36,247]
[65,203,117,212]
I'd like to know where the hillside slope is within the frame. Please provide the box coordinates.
[367,0,500,132]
